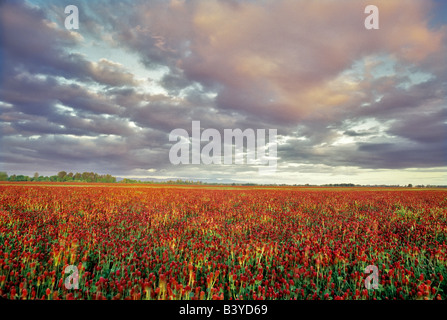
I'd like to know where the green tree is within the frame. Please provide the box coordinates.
[0,172,8,181]
[81,172,89,181]
[15,175,30,181]
[57,171,67,182]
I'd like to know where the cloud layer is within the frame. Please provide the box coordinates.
[0,0,446,184]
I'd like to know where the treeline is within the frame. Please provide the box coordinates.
[0,171,444,187]
[0,171,116,183]
[0,173,201,185]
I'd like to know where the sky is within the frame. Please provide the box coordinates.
[0,0,446,185]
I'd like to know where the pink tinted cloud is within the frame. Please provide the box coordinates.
[155,0,446,121]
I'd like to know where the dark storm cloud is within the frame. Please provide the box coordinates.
[356,141,447,169]
[0,71,121,117]
[277,137,446,170]
[1,134,170,174]
[160,72,195,95]
[387,110,447,144]
[0,0,137,87]
[357,79,446,120]
[344,128,379,137]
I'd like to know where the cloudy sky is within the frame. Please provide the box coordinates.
[0,0,446,185]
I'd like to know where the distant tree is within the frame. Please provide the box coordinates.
[99,174,116,183]
[121,178,137,183]
[81,172,89,181]
[4,171,117,183]
[0,172,8,181]
[15,175,30,181]
[408,184,413,188]
[57,171,67,181]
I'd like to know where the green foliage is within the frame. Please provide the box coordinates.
[5,171,117,183]
[0,172,8,181]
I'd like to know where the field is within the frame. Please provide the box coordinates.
[1,183,447,300]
